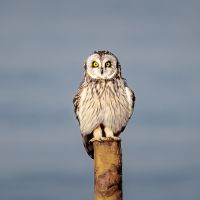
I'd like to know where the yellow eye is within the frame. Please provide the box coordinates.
[92,61,99,68]
[105,61,111,68]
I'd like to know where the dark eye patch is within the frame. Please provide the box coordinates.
[105,61,111,68]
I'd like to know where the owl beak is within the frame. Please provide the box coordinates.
[100,68,104,75]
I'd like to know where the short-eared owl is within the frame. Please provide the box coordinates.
[73,50,135,159]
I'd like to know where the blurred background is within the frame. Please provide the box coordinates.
[0,0,200,199]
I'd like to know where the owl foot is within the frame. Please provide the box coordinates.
[89,136,121,143]
[109,136,121,141]
[89,137,106,143]
[89,126,103,143]
[101,137,121,141]
[100,137,113,141]
[104,127,120,141]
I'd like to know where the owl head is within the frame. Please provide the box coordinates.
[84,50,121,80]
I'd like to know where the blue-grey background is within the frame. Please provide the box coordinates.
[0,0,200,199]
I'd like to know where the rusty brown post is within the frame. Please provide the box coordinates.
[93,140,122,200]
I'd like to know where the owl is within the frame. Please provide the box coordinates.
[73,50,135,159]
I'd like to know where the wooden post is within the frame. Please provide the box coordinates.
[93,140,122,200]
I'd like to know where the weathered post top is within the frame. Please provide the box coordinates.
[93,140,122,200]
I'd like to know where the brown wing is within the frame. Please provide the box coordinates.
[115,79,135,136]
[123,78,135,112]
[126,86,135,113]
[73,80,94,159]
[81,134,94,159]
[73,79,86,124]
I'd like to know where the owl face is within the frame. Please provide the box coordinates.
[85,51,119,80]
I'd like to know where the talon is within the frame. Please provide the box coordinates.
[89,138,94,143]
[112,136,121,141]
[106,136,121,141]
[89,137,106,143]
[100,137,112,141]
[89,138,101,143]
[104,127,121,141]
[90,126,103,143]
[90,137,121,142]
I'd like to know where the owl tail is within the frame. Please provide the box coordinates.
[82,134,94,159]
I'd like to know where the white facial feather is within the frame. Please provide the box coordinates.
[86,53,118,79]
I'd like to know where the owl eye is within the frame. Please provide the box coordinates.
[92,61,99,68]
[105,61,111,68]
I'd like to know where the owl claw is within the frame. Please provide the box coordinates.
[100,137,112,141]
[89,137,103,143]
[89,137,110,143]
[110,136,121,141]
[89,136,121,143]
[101,137,121,141]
